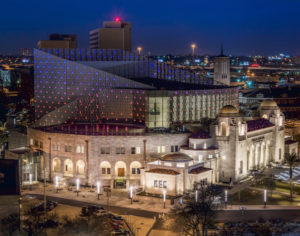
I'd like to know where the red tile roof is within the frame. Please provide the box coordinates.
[246,118,274,132]
[188,166,212,175]
[146,168,180,175]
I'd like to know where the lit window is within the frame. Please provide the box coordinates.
[136,147,141,154]
[193,143,196,149]
[176,163,185,167]
[164,162,172,167]
[30,138,33,146]
[161,146,166,153]
[157,146,161,153]
[203,143,207,149]
[208,154,213,159]
[198,155,203,163]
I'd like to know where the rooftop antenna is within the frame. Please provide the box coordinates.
[220,43,224,56]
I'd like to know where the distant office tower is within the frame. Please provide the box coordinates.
[214,47,230,86]
[37,34,77,49]
[90,17,132,51]
[20,48,33,57]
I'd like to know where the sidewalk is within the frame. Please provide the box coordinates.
[22,183,170,214]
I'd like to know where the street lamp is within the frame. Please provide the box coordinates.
[29,173,32,190]
[75,178,80,197]
[130,186,134,204]
[225,189,228,208]
[97,181,101,200]
[137,46,142,55]
[264,189,267,208]
[163,189,166,209]
[191,43,196,58]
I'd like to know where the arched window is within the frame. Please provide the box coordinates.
[100,161,111,175]
[221,122,227,136]
[76,160,85,175]
[64,159,73,176]
[53,158,61,172]
[130,161,141,175]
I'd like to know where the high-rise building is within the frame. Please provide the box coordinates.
[214,47,230,86]
[37,34,77,49]
[20,48,33,57]
[89,17,132,51]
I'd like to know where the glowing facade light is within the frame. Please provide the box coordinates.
[163,189,166,202]
[195,190,198,202]
[264,189,267,208]
[225,190,228,203]
[76,178,80,191]
[29,174,32,185]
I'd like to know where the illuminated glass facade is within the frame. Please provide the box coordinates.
[34,49,238,128]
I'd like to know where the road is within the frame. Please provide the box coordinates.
[24,194,158,218]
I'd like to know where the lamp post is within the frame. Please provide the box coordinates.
[75,178,80,197]
[225,189,228,208]
[55,176,59,193]
[29,173,32,190]
[191,44,196,58]
[97,181,101,200]
[137,46,142,55]
[163,189,166,209]
[264,189,267,208]
[130,186,134,204]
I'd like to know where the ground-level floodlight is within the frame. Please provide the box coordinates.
[29,174,32,190]
[55,176,59,193]
[97,181,101,200]
[75,178,80,197]
[130,186,134,204]
[264,189,267,208]
[225,189,228,208]
[163,189,166,209]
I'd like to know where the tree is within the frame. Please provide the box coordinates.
[171,184,217,236]
[284,152,298,201]
[0,213,19,236]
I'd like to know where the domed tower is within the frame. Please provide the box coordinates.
[215,105,247,183]
[258,100,284,127]
[215,105,242,137]
[258,99,285,163]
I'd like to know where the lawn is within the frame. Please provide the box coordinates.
[254,178,300,195]
[232,188,300,205]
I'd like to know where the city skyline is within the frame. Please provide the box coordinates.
[1,0,300,55]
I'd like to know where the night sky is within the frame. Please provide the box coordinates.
[1,0,300,56]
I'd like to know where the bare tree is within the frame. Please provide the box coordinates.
[171,184,217,236]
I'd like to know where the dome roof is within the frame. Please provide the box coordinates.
[160,153,193,162]
[259,99,278,110]
[219,105,239,116]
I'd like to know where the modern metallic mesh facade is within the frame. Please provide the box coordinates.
[34,49,238,128]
